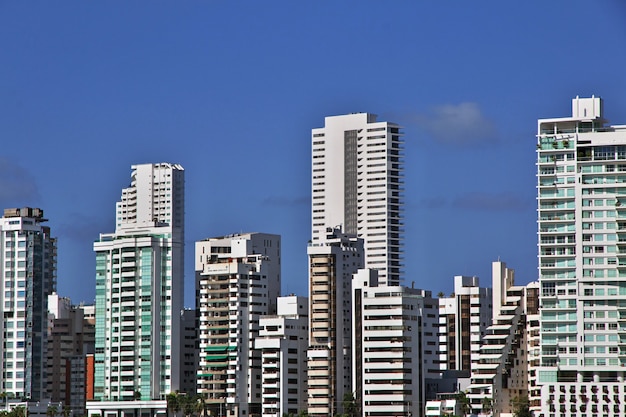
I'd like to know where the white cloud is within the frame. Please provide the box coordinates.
[414,102,497,146]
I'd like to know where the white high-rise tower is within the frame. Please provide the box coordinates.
[536,97,626,416]
[90,163,184,404]
[311,113,403,286]
[195,232,281,417]
[0,207,56,401]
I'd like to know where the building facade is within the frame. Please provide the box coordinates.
[307,227,364,417]
[196,233,281,417]
[438,276,492,373]
[90,163,185,403]
[0,207,56,401]
[352,270,438,417]
[536,97,626,416]
[47,294,95,417]
[255,295,309,417]
[180,308,198,395]
[311,113,403,286]
[466,262,539,417]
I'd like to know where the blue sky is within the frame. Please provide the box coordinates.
[1,1,626,306]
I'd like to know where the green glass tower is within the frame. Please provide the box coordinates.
[92,163,184,402]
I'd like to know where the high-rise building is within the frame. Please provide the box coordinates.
[438,276,492,373]
[536,97,626,416]
[89,163,184,406]
[0,207,56,401]
[465,262,539,417]
[255,295,309,417]
[311,113,403,286]
[307,227,364,417]
[180,308,198,395]
[47,294,95,417]
[196,232,281,417]
[352,270,439,417]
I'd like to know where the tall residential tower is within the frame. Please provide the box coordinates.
[90,163,184,404]
[536,97,626,416]
[0,207,56,401]
[196,233,281,417]
[311,113,403,286]
[307,227,363,417]
[438,276,492,373]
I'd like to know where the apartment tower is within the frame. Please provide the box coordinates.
[179,308,198,395]
[307,227,363,417]
[255,295,309,417]
[465,262,539,416]
[90,163,184,404]
[438,276,492,373]
[0,207,56,401]
[536,97,626,416]
[196,233,281,417]
[352,270,439,417]
[311,113,403,286]
[47,294,96,417]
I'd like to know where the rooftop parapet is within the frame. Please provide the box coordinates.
[3,207,46,221]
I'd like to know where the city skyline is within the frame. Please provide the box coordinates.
[2,2,626,306]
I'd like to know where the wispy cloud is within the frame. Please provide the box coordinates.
[0,157,40,205]
[413,192,532,212]
[452,191,532,211]
[409,102,497,146]
[262,195,311,207]
[414,197,448,209]
[57,212,113,242]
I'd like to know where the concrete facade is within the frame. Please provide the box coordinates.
[90,163,185,403]
[536,97,626,416]
[352,271,437,417]
[46,294,95,417]
[307,227,363,417]
[255,295,309,417]
[311,113,403,286]
[196,232,281,417]
[0,207,56,401]
[438,276,492,373]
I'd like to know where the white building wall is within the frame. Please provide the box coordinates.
[464,261,539,417]
[438,276,492,373]
[48,293,72,320]
[92,163,184,402]
[311,113,403,286]
[352,276,428,417]
[116,162,185,231]
[196,233,281,417]
[256,295,308,417]
[492,261,515,319]
[536,97,626,417]
[0,207,56,401]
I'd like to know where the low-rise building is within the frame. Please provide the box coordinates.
[256,295,309,417]
[352,269,439,417]
[47,294,95,417]
[438,276,492,373]
[466,262,539,417]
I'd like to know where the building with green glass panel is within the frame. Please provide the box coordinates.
[536,97,626,417]
[88,163,184,409]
